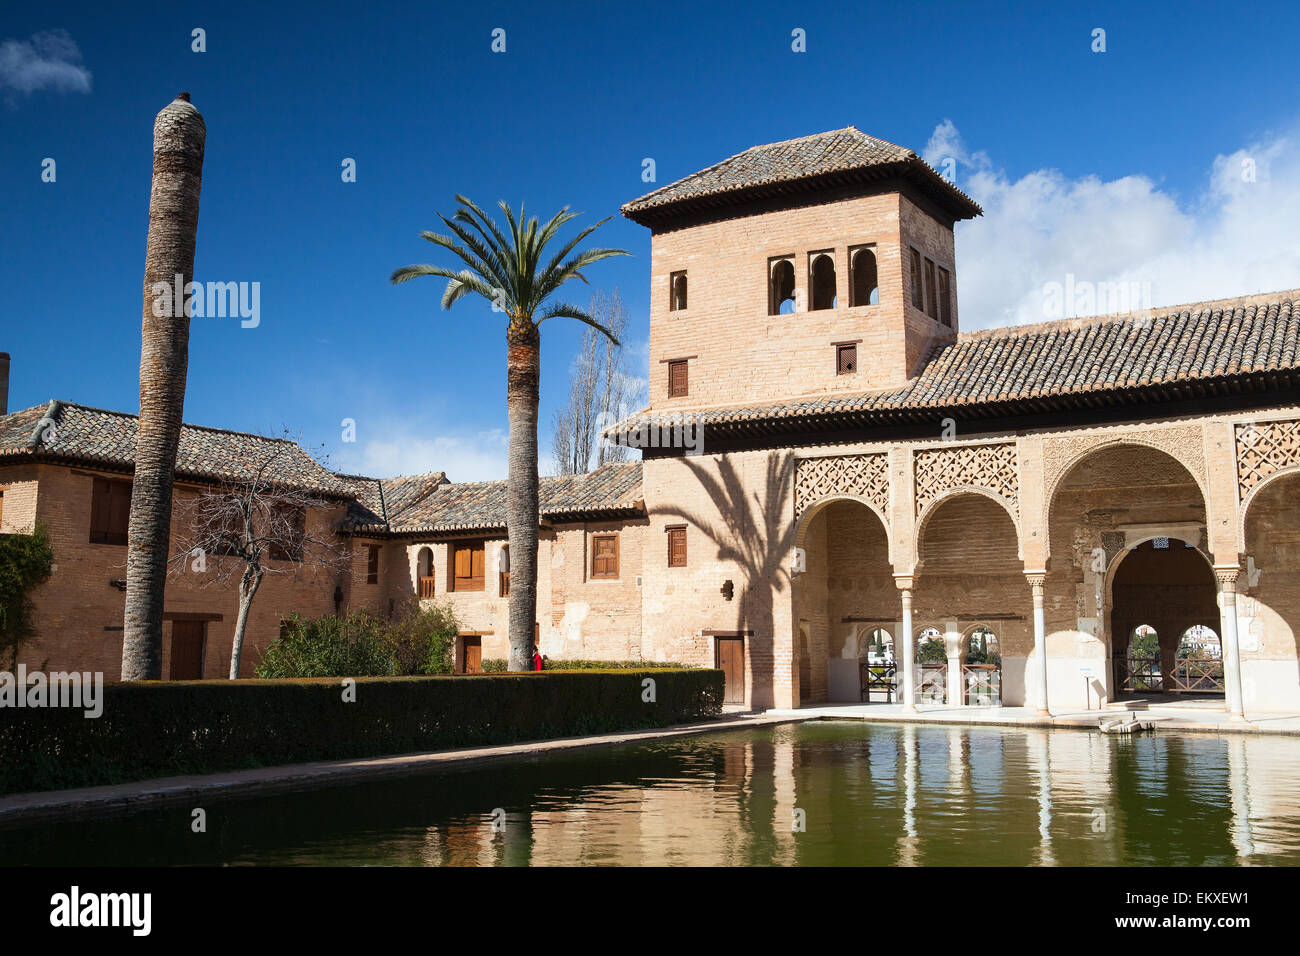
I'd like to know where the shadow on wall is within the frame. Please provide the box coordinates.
[658,454,796,710]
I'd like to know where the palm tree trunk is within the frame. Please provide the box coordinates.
[229,566,262,679]
[122,94,206,681]
[505,321,540,672]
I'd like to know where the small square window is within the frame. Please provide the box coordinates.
[836,344,857,375]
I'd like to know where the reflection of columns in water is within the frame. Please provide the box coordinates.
[419,826,447,867]
[484,811,534,866]
[896,724,921,866]
[1027,730,1055,865]
[947,725,969,793]
[772,725,798,866]
[1226,736,1255,861]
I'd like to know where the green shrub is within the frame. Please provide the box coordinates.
[542,659,701,671]
[0,669,726,794]
[482,658,507,673]
[0,523,54,669]
[255,611,397,678]
[383,600,459,675]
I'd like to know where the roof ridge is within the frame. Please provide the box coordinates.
[957,289,1300,344]
[47,400,304,444]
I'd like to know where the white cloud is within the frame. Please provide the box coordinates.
[0,30,92,97]
[925,119,1300,328]
[338,426,509,483]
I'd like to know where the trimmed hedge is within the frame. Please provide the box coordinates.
[482,658,700,672]
[0,669,724,795]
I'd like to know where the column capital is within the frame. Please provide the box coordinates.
[894,574,915,591]
[1213,565,1240,589]
[1024,570,1047,589]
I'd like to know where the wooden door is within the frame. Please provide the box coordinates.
[716,638,745,705]
[461,636,482,674]
[169,620,206,680]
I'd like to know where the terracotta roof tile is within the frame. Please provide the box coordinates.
[622,126,981,224]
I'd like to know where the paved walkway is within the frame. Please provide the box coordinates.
[0,712,800,825]
[765,701,1300,735]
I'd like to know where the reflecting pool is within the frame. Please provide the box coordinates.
[4,721,1299,865]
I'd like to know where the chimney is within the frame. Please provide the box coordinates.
[0,352,9,415]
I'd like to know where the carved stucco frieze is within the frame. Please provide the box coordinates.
[1236,419,1300,500]
[913,442,1019,516]
[794,453,889,519]
[1040,425,1208,509]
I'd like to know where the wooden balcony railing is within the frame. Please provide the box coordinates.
[962,663,1001,706]
[418,577,436,599]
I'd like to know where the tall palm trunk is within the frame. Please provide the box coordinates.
[122,94,206,681]
[506,320,540,672]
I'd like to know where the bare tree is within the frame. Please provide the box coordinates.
[170,437,350,678]
[551,289,639,474]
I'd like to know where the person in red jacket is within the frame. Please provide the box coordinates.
[532,645,543,672]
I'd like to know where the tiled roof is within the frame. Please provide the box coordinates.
[337,471,449,529]
[622,126,982,225]
[0,401,351,495]
[345,462,645,536]
[610,294,1300,438]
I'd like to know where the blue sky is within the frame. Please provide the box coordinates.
[3,0,1299,480]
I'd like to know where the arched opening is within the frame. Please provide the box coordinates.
[1110,540,1220,697]
[670,272,688,311]
[1174,625,1224,693]
[963,625,1002,705]
[1244,472,1300,705]
[1048,443,1209,707]
[850,247,878,306]
[810,254,836,311]
[791,498,893,705]
[916,626,946,703]
[770,259,795,315]
[416,546,435,599]
[915,492,1027,705]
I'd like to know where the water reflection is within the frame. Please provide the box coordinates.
[3,723,1300,866]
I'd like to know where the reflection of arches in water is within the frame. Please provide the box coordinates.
[963,625,1002,706]
[916,626,946,703]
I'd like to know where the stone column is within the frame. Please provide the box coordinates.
[896,576,916,711]
[1026,572,1050,716]
[1215,566,1246,720]
[945,621,964,707]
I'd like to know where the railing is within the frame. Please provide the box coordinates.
[1169,658,1225,694]
[861,660,896,703]
[1117,657,1163,693]
[918,663,947,704]
[963,663,1001,706]
[418,577,436,599]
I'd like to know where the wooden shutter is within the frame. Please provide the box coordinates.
[938,267,952,326]
[837,344,857,375]
[668,360,688,398]
[90,478,111,543]
[470,543,484,587]
[91,477,130,545]
[366,544,379,584]
[667,527,687,567]
[453,542,485,591]
[591,534,618,579]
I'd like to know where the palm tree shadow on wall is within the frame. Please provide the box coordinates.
[657,454,797,710]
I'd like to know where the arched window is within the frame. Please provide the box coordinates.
[850,247,878,306]
[916,626,946,703]
[810,254,836,310]
[963,626,1002,706]
[769,258,795,315]
[670,271,687,311]
[416,547,434,599]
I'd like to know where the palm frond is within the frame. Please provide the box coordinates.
[536,301,620,344]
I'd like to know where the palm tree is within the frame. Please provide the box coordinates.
[392,196,627,671]
[122,94,206,681]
